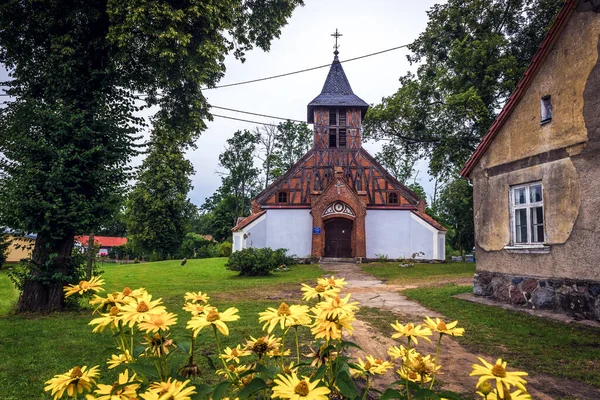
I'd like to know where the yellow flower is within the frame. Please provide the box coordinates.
[217,363,248,377]
[119,293,166,328]
[182,302,214,316]
[45,365,100,400]
[317,275,347,290]
[184,291,210,304]
[403,353,441,383]
[423,316,465,337]
[259,302,311,333]
[89,305,122,333]
[94,369,140,400]
[244,334,282,356]
[221,345,251,363]
[64,276,105,298]
[137,311,178,333]
[272,372,330,400]
[301,283,340,301]
[140,378,196,400]
[186,307,239,336]
[143,332,175,358]
[305,345,335,368]
[470,357,528,399]
[478,387,532,400]
[313,294,359,320]
[353,355,394,377]
[89,292,127,313]
[310,313,355,341]
[107,350,132,369]
[390,321,432,345]
[387,345,417,361]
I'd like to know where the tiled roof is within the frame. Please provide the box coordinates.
[307,55,369,123]
[412,210,447,231]
[460,0,578,177]
[75,236,128,247]
[232,211,266,232]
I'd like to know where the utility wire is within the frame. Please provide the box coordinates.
[212,113,281,127]
[211,105,304,124]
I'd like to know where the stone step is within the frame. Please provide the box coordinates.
[320,257,357,263]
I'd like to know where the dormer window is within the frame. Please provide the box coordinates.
[277,191,288,203]
[388,192,399,204]
[541,95,552,124]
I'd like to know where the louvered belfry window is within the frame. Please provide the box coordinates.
[328,108,348,149]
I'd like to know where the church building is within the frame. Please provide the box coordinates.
[232,45,446,260]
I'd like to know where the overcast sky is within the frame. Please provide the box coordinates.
[1,1,443,207]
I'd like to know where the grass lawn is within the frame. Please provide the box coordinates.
[360,261,476,285]
[402,284,600,388]
[0,258,323,400]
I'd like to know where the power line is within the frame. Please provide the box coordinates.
[212,113,281,127]
[211,105,304,124]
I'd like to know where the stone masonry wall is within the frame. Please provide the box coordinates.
[474,271,600,320]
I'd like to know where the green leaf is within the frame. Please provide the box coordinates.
[436,391,464,400]
[193,383,214,396]
[380,388,405,400]
[335,369,357,399]
[414,388,440,399]
[176,340,191,355]
[314,363,328,380]
[253,364,277,379]
[204,354,216,370]
[133,345,146,358]
[340,340,363,350]
[128,362,159,381]
[237,377,268,398]
[211,381,231,400]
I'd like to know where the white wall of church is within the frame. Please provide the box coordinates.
[365,210,443,260]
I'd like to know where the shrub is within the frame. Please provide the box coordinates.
[218,241,232,257]
[226,247,294,276]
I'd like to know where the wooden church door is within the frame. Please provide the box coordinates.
[324,218,353,258]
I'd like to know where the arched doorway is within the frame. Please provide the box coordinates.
[324,218,353,258]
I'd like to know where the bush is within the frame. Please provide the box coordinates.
[179,233,218,259]
[218,241,232,257]
[226,247,294,276]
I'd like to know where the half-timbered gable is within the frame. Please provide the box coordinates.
[233,46,446,260]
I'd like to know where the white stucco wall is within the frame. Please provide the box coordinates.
[365,210,444,260]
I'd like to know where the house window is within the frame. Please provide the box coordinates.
[277,191,288,203]
[541,95,552,124]
[511,182,544,244]
[388,192,399,204]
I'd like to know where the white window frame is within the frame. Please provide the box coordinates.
[509,182,545,246]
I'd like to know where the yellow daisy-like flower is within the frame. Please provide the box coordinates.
[387,345,418,361]
[272,372,330,400]
[89,305,122,333]
[258,302,311,333]
[186,307,239,336]
[221,345,251,363]
[137,311,178,333]
[311,313,355,341]
[94,369,140,400]
[89,292,126,313]
[470,357,528,399]
[217,363,248,377]
[107,350,132,369]
[140,378,197,400]
[64,276,105,298]
[300,283,340,301]
[353,355,394,377]
[317,275,347,290]
[477,387,532,400]
[313,294,359,320]
[244,334,283,356]
[119,293,166,328]
[404,353,441,382]
[44,365,100,400]
[184,291,210,304]
[423,316,465,337]
[397,366,428,384]
[182,302,215,316]
[390,321,432,345]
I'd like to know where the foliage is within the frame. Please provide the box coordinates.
[179,233,217,259]
[270,120,312,179]
[198,189,252,242]
[0,231,10,268]
[437,179,475,256]
[255,124,279,189]
[375,141,419,184]
[364,0,563,180]
[96,207,128,237]
[226,247,294,277]
[127,125,195,260]
[0,0,304,312]
[108,243,141,261]
[218,241,233,258]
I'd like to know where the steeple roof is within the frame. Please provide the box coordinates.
[307,55,369,123]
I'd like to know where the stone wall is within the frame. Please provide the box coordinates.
[474,271,600,320]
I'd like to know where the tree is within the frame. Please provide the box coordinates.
[0,0,303,311]
[218,130,260,225]
[364,0,563,179]
[271,120,312,178]
[255,124,279,189]
[126,125,194,260]
[0,230,10,267]
[437,178,474,256]
[375,141,419,184]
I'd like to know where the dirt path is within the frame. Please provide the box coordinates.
[320,262,600,400]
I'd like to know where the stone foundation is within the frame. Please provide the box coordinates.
[474,271,600,320]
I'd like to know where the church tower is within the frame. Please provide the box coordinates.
[232,32,446,260]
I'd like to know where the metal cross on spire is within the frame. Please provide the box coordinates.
[331,28,343,56]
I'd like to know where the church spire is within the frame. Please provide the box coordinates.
[331,28,342,58]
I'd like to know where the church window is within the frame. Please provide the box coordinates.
[329,129,337,148]
[339,109,347,126]
[277,191,288,203]
[541,95,552,124]
[339,129,347,148]
[388,192,398,204]
[355,173,362,191]
[314,175,321,191]
[329,109,337,126]
[510,182,544,244]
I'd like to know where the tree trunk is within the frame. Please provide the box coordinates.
[17,231,76,312]
[86,232,95,279]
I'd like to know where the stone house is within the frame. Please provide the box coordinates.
[460,0,600,318]
[233,49,446,260]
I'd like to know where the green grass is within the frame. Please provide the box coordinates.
[0,258,323,400]
[402,284,600,387]
[360,261,476,285]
